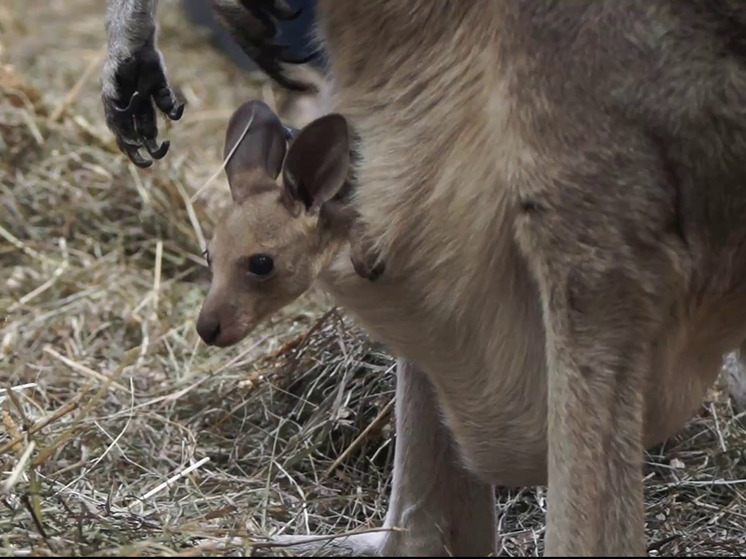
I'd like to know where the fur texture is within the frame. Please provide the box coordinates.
[106,0,746,556]
[280,0,746,554]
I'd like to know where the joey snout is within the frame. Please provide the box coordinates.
[196,295,245,348]
[196,309,222,346]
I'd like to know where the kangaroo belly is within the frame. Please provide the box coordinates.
[322,245,552,487]
[322,249,734,490]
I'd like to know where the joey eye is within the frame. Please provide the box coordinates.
[247,254,274,278]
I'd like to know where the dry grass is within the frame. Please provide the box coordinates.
[1,1,745,556]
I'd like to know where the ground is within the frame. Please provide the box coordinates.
[1,1,745,557]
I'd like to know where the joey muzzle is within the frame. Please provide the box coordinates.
[196,298,246,348]
[196,312,222,346]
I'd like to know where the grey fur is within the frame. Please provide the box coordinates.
[102,0,183,168]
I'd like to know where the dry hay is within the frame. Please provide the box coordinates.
[1,1,745,557]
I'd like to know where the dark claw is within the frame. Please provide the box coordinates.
[154,86,185,120]
[351,255,385,282]
[360,258,385,282]
[368,262,386,282]
[119,135,144,147]
[127,150,153,169]
[167,102,185,121]
[114,91,141,117]
[119,138,153,168]
[144,138,170,159]
[283,125,300,141]
[128,149,153,168]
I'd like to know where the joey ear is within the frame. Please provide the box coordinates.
[282,114,350,211]
[224,100,287,201]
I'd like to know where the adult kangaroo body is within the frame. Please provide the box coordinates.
[103,0,746,555]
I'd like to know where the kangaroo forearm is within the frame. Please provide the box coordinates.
[105,0,159,58]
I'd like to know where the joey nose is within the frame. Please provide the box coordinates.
[197,315,221,346]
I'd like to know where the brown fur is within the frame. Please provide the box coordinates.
[201,0,746,556]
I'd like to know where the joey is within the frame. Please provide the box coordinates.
[196,99,382,347]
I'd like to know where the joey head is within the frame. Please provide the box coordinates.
[196,99,383,348]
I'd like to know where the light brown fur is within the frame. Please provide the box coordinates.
[199,0,746,556]
[197,100,383,347]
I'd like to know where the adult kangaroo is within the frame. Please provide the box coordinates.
[103,0,746,555]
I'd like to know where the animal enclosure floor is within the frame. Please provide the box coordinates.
[1,1,745,556]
